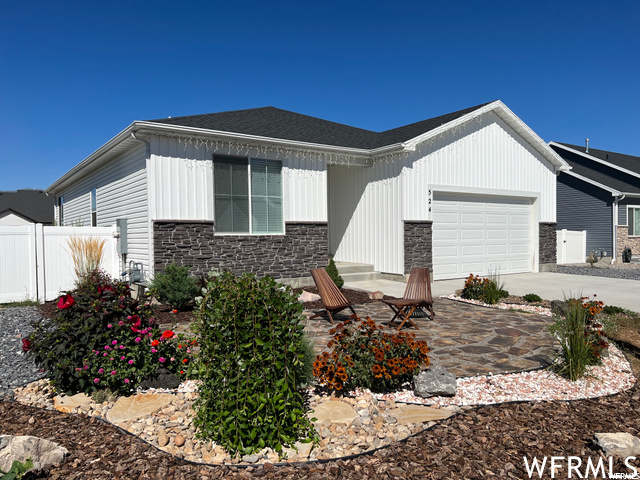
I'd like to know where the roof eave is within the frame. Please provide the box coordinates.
[549,142,640,180]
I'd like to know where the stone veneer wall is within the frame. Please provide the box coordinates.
[539,222,557,272]
[616,225,640,261]
[153,221,328,279]
[404,221,433,275]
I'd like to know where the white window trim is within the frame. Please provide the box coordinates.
[628,205,640,237]
[90,188,97,227]
[212,155,285,235]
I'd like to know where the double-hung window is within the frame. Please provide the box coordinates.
[57,196,64,225]
[90,188,97,227]
[213,155,283,234]
[629,207,640,237]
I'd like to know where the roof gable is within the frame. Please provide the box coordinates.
[0,189,55,223]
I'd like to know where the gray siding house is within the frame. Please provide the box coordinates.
[550,142,640,261]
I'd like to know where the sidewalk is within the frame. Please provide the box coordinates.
[345,272,640,312]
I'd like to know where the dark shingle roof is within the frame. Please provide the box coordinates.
[551,144,640,194]
[147,102,493,150]
[557,143,640,176]
[0,189,55,223]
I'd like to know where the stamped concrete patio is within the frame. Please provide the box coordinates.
[303,298,557,378]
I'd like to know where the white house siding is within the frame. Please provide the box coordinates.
[0,212,32,226]
[328,162,403,274]
[149,136,327,222]
[329,111,556,276]
[56,144,149,272]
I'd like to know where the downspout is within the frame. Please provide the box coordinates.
[612,194,626,264]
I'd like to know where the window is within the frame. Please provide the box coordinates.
[90,188,97,227]
[629,207,640,236]
[213,155,283,234]
[57,196,64,225]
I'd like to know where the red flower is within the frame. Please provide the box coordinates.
[172,309,178,314]
[182,358,188,364]
[21,338,31,352]
[162,330,175,340]
[151,339,160,347]
[128,315,142,332]
[57,294,75,310]
[98,285,115,295]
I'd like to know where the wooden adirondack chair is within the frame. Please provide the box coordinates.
[381,267,434,330]
[309,268,357,324]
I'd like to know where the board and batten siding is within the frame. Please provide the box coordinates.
[329,110,556,276]
[56,144,149,271]
[557,174,613,256]
[148,135,327,222]
[328,162,403,275]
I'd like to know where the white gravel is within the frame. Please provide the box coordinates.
[355,343,636,407]
[440,294,553,316]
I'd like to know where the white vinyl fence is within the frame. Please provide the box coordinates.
[0,224,119,303]
[556,229,587,264]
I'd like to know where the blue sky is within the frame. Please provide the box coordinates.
[1,0,638,190]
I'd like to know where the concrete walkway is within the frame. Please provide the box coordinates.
[345,272,639,312]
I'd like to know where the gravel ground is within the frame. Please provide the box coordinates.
[558,263,640,281]
[0,306,45,399]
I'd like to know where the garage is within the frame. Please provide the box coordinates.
[432,192,533,280]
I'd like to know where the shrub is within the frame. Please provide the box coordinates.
[523,293,542,303]
[296,335,317,389]
[461,273,508,305]
[149,263,199,310]
[549,295,608,381]
[603,305,627,315]
[192,271,315,456]
[325,258,344,289]
[313,317,430,393]
[27,274,195,395]
[461,274,488,301]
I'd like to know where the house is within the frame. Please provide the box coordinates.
[0,189,55,226]
[550,142,640,262]
[47,100,569,283]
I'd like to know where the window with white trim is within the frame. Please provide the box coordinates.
[90,188,97,227]
[213,155,283,234]
[57,196,64,225]
[629,207,640,236]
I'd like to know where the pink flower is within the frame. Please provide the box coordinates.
[151,348,157,353]
[128,359,134,365]
[124,379,130,384]
[84,365,89,370]
[170,357,175,362]
[98,368,104,374]
[159,357,166,363]
[118,321,124,326]
[119,345,124,350]
[94,378,100,383]
[112,340,118,345]
[110,357,114,361]
[111,370,116,375]
[103,352,107,357]
[104,346,110,350]
[120,356,125,361]
[135,337,141,343]
[127,315,132,320]
[107,324,113,328]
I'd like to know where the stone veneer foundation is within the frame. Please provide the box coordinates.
[404,221,433,276]
[153,221,328,279]
[616,225,640,261]
[539,222,557,272]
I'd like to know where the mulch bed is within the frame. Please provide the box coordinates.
[2,374,639,479]
[293,287,397,310]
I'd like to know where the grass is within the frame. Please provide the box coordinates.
[0,299,40,309]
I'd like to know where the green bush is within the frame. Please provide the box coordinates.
[149,263,199,310]
[461,273,508,305]
[549,296,608,381]
[523,293,542,303]
[192,271,315,456]
[27,274,195,395]
[296,335,317,389]
[325,258,344,289]
[603,305,627,315]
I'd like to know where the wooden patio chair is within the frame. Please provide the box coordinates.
[309,268,357,324]
[381,267,434,331]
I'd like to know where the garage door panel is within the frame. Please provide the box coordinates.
[432,193,532,280]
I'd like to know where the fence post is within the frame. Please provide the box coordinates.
[34,223,46,302]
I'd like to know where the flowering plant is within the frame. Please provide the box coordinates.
[313,317,430,392]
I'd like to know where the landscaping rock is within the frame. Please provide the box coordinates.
[298,291,321,303]
[413,366,457,398]
[594,432,640,457]
[53,393,93,413]
[106,393,175,423]
[311,400,358,425]
[139,367,181,390]
[368,291,384,300]
[388,405,453,425]
[0,435,68,471]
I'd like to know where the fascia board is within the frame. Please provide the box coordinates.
[549,142,640,180]
[562,170,622,196]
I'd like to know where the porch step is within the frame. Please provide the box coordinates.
[334,262,382,283]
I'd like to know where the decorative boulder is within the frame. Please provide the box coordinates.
[298,291,321,303]
[368,291,384,300]
[139,367,181,390]
[594,433,640,457]
[0,435,68,472]
[413,366,457,398]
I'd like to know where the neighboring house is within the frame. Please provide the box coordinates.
[47,100,569,283]
[0,189,55,225]
[550,142,640,262]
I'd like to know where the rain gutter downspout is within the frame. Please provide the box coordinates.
[613,194,626,263]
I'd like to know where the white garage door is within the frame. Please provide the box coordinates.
[432,193,532,280]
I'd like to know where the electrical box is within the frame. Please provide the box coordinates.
[116,218,128,255]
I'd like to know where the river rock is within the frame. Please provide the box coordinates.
[413,366,457,397]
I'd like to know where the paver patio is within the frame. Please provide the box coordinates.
[303,298,557,378]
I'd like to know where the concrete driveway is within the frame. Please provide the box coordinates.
[345,272,640,312]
